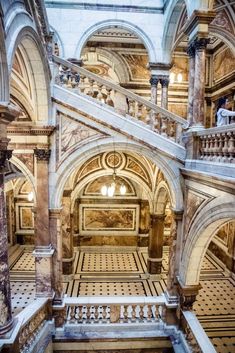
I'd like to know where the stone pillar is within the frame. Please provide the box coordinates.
[192,37,210,128]
[0,104,19,336]
[187,44,195,126]
[147,214,165,274]
[49,209,63,304]
[61,195,74,276]
[178,279,201,310]
[33,148,54,297]
[138,200,150,247]
[166,209,183,303]
[160,76,169,110]
[150,75,159,105]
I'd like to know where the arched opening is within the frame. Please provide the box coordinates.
[0,7,9,102]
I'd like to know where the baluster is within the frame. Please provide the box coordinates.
[69,306,76,323]
[217,134,223,162]
[123,305,129,322]
[212,134,219,161]
[94,305,99,322]
[97,83,104,101]
[139,305,144,321]
[160,117,168,137]
[200,136,206,160]
[169,121,175,141]
[145,107,152,127]
[131,305,137,322]
[87,78,95,97]
[147,305,153,321]
[86,305,91,322]
[102,305,107,322]
[136,103,143,121]
[153,113,160,133]
[222,133,229,162]
[77,305,83,322]
[128,99,135,117]
[105,88,113,106]
[228,132,235,163]
[79,76,86,93]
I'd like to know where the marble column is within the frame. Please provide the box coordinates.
[49,209,63,304]
[166,209,183,302]
[147,213,165,274]
[0,149,13,335]
[160,76,169,110]
[33,148,54,297]
[226,221,235,272]
[187,43,195,126]
[61,195,74,276]
[192,37,210,128]
[149,75,159,105]
[138,200,150,247]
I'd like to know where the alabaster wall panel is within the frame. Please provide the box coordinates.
[80,205,139,235]
[15,203,34,234]
[213,47,235,82]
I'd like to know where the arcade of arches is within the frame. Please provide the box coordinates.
[0,1,235,353]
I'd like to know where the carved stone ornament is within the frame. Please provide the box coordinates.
[160,76,170,87]
[187,43,195,58]
[34,149,51,161]
[193,37,210,51]
[149,75,159,86]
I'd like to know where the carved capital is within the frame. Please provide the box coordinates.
[151,213,165,224]
[193,37,210,51]
[177,279,201,310]
[160,76,170,88]
[149,75,159,87]
[34,148,51,161]
[186,43,195,58]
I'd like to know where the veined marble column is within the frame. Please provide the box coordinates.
[61,195,74,276]
[166,209,183,303]
[49,209,63,304]
[160,76,169,110]
[147,213,165,274]
[138,200,150,247]
[150,75,159,105]
[0,149,13,335]
[187,44,195,126]
[33,148,54,297]
[192,37,210,128]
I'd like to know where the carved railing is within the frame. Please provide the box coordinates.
[193,125,235,163]
[0,298,50,353]
[53,296,166,327]
[182,311,217,353]
[52,55,187,144]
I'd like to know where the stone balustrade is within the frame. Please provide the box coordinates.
[54,296,166,326]
[198,125,235,163]
[53,55,186,144]
[182,311,217,353]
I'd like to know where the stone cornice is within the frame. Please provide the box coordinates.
[183,10,216,38]
[7,125,55,136]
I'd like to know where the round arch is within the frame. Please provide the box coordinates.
[180,198,235,286]
[70,168,153,214]
[209,26,235,54]
[50,137,184,213]
[154,181,172,214]
[74,19,157,63]
[0,9,9,101]
[7,24,51,122]
[10,155,36,199]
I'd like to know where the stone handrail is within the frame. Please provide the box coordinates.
[0,298,49,353]
[53,295,167,326]
[182,311,217,353]
[52,55,187,144]
[192,124,235,163]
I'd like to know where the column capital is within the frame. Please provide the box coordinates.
[34,148,51,161]
[160,76,170,88]
[171,208,184,221]
[192,37,210,51]
[0,149,12,171]
[151,213,165,223]
[149,75,159,87]
[186,43,195,58]
[177,277,201,310]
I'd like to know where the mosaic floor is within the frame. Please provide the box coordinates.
[9,246,235,353]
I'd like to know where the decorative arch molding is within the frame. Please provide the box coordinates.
[209,25,235,54]
[70,169,153,214]
[162,0,187,62]
[74,19,156,63]
[10,155,36,195]
[154,181,172,214]
[6,23,50,121]
[50,137,183,213]
[0,8,9,101]
[180,197,235,286]
[82,47,130,84]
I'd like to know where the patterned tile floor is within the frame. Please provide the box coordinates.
[9,246,235,353]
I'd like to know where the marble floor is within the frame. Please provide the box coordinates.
[9,246,235,353]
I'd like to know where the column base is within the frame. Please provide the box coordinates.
[164,290,179,305]
[147,258,162,274]
[188,123,204,131]
[62,255,75,275]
